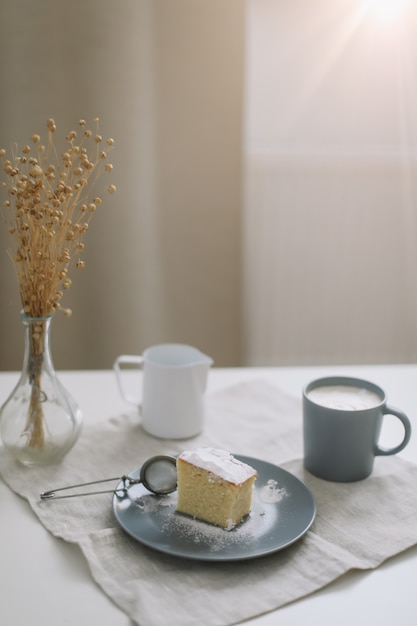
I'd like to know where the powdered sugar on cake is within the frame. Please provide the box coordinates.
[179,448,257,485]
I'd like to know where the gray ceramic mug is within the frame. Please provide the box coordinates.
[303,376,412,482]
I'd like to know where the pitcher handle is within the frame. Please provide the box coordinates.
[113,355,144,406]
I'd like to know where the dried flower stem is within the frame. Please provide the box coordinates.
[0,118,116,450]
[24,321,46,448]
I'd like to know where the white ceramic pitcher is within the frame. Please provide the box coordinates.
[114,343,213,439]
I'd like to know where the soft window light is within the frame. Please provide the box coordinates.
[363,0,411,22]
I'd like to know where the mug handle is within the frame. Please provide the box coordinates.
[113,355,144,406]
[375,405,412,456]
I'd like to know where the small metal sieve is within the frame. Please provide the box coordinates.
[40,454,178,500]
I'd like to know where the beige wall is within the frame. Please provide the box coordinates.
[0,0,244,370]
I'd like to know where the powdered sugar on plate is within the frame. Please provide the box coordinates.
[132,477,285,553]
[164,505,275,552]
[133,494,174,513]
[259,479,288,503]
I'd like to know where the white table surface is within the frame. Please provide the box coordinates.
[1,364,416,626]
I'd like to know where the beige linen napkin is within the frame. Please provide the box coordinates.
[1,380,417,626]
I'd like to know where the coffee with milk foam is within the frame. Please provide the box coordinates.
[307,385,381,411]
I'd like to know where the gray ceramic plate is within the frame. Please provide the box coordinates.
[113,455,316,561]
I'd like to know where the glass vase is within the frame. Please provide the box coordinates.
[0,312,83,466]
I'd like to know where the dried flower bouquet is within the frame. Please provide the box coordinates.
[0,118,116,453]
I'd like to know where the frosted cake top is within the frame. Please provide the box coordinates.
[179,448,257,484]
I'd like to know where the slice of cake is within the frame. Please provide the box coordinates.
[176,448,258,530]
